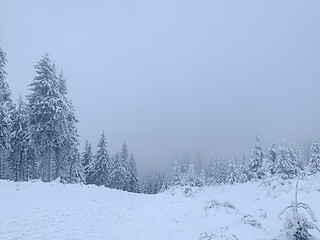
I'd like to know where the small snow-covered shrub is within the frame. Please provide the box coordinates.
[242,215,262,228]
[184,186,196,197]
[205,200,238,215]
[198,232,215,240]
[278,178,320,240]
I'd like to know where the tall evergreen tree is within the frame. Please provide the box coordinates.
[10,97,29,181]
[28,54,61,181]
[0,46,13,179]
[56,72,83,182]
[28,54,80,182]
[309,141,320,174]
[248,137,265,179]
[90,132,111,186]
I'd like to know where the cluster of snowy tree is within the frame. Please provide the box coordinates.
[0,49,82,183]
[169,137,320,189]
[0,47,140,192]
[81,136,139,192]
[139,172,166,194]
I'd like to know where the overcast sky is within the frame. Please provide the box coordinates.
[1,0,320,171]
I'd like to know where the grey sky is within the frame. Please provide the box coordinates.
[1,0,320,171]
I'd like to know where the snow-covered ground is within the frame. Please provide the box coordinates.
[1,175,320,240]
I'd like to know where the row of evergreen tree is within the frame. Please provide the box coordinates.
[168,137,320,189]
[0,46,140,192]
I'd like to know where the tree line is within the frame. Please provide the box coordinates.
[1,45,320,194]
[167,137,320,190]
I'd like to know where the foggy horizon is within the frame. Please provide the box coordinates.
[1,0,320,172]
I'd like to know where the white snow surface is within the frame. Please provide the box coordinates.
[1,175,320,240]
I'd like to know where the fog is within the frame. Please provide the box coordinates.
[1,0,320,171]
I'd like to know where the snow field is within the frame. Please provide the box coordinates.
[1,175,320,240]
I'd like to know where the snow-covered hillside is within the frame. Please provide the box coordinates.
[1,175,320,240]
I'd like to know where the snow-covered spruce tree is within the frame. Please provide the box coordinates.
[199,168,207,186]
[278,178,320,239]
[183,164,198,186]
[119,142,131,191]
[227,157,237,185]
[142,173,155,194]
[204,158,214,185]
[128,154,139,192]
[309,141,320,175]
[68,151,85,184]
[248,137,265,179]
[205,156,220,185]
[299,144,311,171]
[109,152,128,190]
[171,159,183,186]
[268,143,277,164]
[239,153,249,183]
[216,158,228,184]
[28,56,81,182]
[0,46,13,179]
[28,55,58,182]
[9,97,29,181]
[153,172,165,193]
[28,55,59,181]
[271,147,298,179]
[81,141,94,183]
[90,132,111,186]
[57,72,84,183]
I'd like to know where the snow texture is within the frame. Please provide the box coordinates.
[2,175,320,239]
